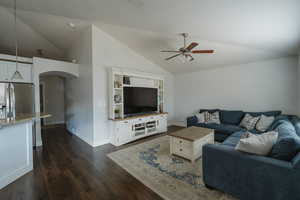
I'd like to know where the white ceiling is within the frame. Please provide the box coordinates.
[0,0,299,73]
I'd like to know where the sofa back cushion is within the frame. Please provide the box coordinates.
[245,110,282,117]
[219,110,244,125]
[275,120,297,139]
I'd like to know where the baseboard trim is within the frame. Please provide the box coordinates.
[93,139,110,147]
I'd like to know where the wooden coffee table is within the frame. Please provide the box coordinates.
[169,126,214,162]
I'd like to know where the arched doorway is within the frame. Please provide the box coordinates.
[33,57,79,147]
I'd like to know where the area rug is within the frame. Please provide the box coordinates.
[107,136,235,200]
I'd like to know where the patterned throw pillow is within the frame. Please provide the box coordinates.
[204,111,221,124]
[256,115,275,132]
[240,114,260,130]
[195,113,205,123]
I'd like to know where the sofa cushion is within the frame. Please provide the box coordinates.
[195,123,243,135]
[245,110,281,117]
[223,135,241,147]
[204,111,220,124]
[270,137,300,161]
[290,116,300,137]
[195,113,205,123]
[268,116,290,131]
[269,120,300,161]
[219,110,244,125]
[214,133,228,142]
[256,115,275,132]
[275,120,297,140]
[235,131,278,156]
[240,113,260,130]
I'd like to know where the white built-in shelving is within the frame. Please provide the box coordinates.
[108,67,167,146]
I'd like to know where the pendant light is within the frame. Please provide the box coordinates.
[11,0,23,80]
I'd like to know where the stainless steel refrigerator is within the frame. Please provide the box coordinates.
[0,82,34,119]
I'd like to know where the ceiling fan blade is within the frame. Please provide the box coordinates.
[165,53,181,60]
[188,54,194,61]
[192,50,214,54]
[161,50,181,53]
[185,42,198,51]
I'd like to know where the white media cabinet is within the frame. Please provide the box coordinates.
[108,68,168,146]
[110,113,168,146]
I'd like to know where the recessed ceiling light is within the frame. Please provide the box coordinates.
[68,22,76,29]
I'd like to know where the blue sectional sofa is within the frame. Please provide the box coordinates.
[187,109,281,142]
[186,109,300,200]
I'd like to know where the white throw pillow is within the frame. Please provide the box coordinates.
[256,115,275,132]
[195,113,205,123]
[235,131,278,156]
[204,111,220,124]
[240,114,260,130]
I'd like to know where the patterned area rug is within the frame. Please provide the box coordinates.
[108,136,235,200]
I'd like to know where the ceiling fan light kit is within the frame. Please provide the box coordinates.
[161,33,214,62]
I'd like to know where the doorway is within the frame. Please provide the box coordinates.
[39,75,66,128]
[39,83,45,126]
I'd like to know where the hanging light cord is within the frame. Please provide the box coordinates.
[14,0,18,69]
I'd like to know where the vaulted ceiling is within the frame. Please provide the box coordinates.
[0,0,299,73]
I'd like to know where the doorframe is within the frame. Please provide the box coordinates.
[39,82,46,126]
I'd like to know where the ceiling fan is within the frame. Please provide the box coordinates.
[161,33,214,62]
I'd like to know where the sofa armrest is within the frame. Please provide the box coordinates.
[186,116,197,127]
[203,144,297,200]
[203,144,293,171]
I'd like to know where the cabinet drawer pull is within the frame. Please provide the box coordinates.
[179,140,182,143]
[179,149,183,151]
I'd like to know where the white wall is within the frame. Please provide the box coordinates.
[0,6,64,59]
[65,27,94,146]
[91,25,174,146]
[298,55,300,115]
[174,56,299,120]
[40,76,65,125]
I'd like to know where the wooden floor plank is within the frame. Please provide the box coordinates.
[0,125,183,200]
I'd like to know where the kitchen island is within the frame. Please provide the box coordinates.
[0,113,50,189]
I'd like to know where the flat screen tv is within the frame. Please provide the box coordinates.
[124,87,158,116]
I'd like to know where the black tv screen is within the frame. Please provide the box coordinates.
[124,87,158,116]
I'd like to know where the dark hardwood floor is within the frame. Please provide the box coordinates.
[0,125,183,200]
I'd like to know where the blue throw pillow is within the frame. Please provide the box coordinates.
[270,137,300,161]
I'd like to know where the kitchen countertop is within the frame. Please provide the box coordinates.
[0,112,51,127]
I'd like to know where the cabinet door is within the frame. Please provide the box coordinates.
[116,121,132,144]
[158,115,167,132]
